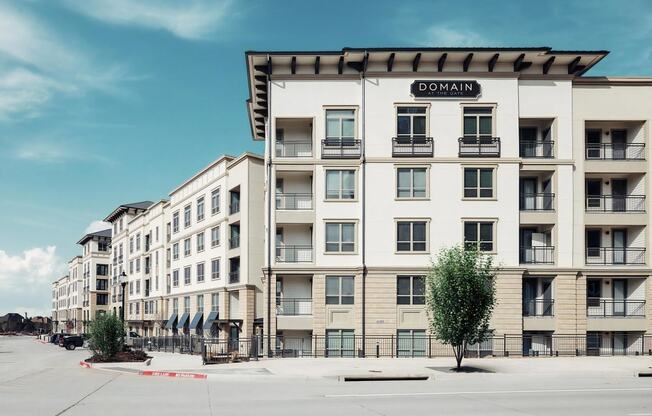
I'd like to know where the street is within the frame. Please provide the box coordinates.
[1,336,652,416]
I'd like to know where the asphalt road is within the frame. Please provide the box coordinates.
[1,336,651,416]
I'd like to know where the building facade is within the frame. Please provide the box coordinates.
[77,229,112,332]
[245,47,652,356]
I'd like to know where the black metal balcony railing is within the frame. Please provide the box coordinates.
[228,271,240,284]
[276,298,313,315]
[585,195,645,213]
[585,247,646,265]
[587,298,646,317]
[229,236,240,249]
[275,140,313,158]
[276,193,313,210]
[276,245,313,263]
[523,299,554,317]
[458,137,501,157]
[520,246,555,264]
[519,140,554,158]
[392,137,434,157]
[519,193,555,211]
[585,143,645,160]
[321,139,362,159]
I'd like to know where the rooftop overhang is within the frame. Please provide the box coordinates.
[244,47,609,140]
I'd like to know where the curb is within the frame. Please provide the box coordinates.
[138,370,207,379]
[79,361,92,368]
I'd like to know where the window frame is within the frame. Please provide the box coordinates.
[183,204,191,228]
[461,104,496,139]
[395,104,429,139]
[463,219,497,253]
[395,219,429,253]
[211,258,220,280]
[325,276,355,305]
[196,232,205,252]
[396,275,426,305]
[172,269,179,287]
[462,165,496,200]
[211,187,221,215]
[196,196,205,222]
[395,166,429,200]
[324,108,357,142]
[325,168,357,201]
[183,266,191,285]
[172,211,179,233]
[211,226,220,247]
[324,221,357,254]
[196,262,205,283]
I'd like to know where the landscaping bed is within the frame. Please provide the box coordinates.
[85,349,151,363]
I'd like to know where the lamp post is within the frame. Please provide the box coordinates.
[119,271,127,323]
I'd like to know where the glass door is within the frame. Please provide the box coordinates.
[520,178,537,210]
[611,179,627,212]
[586,179,602,210]
[613,279,626,316]
[586,129,602,159]
[612,229,626,265]
[611,129,627,160]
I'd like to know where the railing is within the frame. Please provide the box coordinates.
[275,140,313,158]
[585,195,645,212]
[520,193,555,211]
[392,137,433,157]
[585,247,646,265]
[229,202,240,215]
[276,193,313,210]
[587,298,646,317]
[523,299,554,316]
[276,298,312,315]
[519,140,554,158]
[229,237,240,249]
[275,245,313,263]
[520,246,555,264]
[458,137,501,157]
[321,139,361,159]
[585,143,645,160]
[228,271,240,284]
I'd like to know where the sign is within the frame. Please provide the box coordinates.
[411,80,481,98]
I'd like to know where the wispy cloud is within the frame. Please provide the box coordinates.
[422,24,492,47]
[11,138,114,165]
[62,0,234,41]
[84,220,111,234]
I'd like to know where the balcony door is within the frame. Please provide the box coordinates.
[613,279,627,316]
[519,127,537,157]
[611,129,627,160]
[275,228,284,261]
[586,129,602,159]
[541,278,553,316]
[586,179,602,210]
[586,229,601,260]
[612,229,627,265]
[520,178,537,210]
[611,179,627,212]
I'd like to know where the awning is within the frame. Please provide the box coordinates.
[177,312,190,328]
[189,312,203,330]
[203,311,218,330]
[164,313,177,329]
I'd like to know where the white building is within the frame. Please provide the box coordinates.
[77,229,112,332]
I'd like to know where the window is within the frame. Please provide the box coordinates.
[397,221,427,252]
[211,188,221,215]
[97,294,108,305]
[463,107,493,138]
[197,294,204,312]
[397,329,427,357]
[197,232,205,252]
[326,170,355,200]
[464,168,494,198]
[184,296,190,314]
[172,298,179,314]
[326,109,355,142]
[129,281,133,294]
[136,280,140,294]
[325,222,355,252]
[211,226,220,247]
[136,233,141,251]
[464,221,495,252]
[211,259,220,280]
[211,293,219,312]
[129,260,134,274]
[172,211,179,233]
[184,266,191,285]
[325,329,355,358]
[229,224,240,249]
[326,276,354,305]
[135,258,140,273]
[397,276,425,305]
[396,168,427,198]
[96,264,109,276]
[184,238,191,257]
[172,269,179,287]
[172,243,179,260]
[196,262,205,283]
[184,205,191,228]
[196,197,205,222]
[98,242,109,252]
[229,190,240,214]
[129,237,134,254]
[396,106,427,138]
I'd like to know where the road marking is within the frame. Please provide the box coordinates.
[325,387,652,398]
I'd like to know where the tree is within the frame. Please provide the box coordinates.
[88,313,124,361]
[426,245,496,370]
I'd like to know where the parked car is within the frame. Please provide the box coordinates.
[50,333,69,344]
[60,335,84,350]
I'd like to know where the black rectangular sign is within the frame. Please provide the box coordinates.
[411,80,481,98]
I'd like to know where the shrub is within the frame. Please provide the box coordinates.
[88,314,124,361]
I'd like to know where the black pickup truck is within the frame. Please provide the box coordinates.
[59,335,85,350]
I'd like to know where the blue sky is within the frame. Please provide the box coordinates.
[1,0,652,316]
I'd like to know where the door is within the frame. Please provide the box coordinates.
[586,179,602,211]
[613,279,627,316]
[275,228,284,261]
[611,129,627,160]
[611,179,627,212]
[520,228,534,263]
[586,229,602,262]
[586,129,602,159]
[229,326,239,351]
[541,279,553,316]
[275,178,284,209]
[519,127,538,157]
[587,279,602,309]
[523,279,537,315]
[542,179,553,210]
[613,333,626,355]
[612,229,627,265]
[520,178,537,210]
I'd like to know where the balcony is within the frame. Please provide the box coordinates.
[587,299,645,317]
[585,195,645,213]
[321,139,361,159]
[520,140,554,158]
[229,236,240,250]
[585,247,645,265]
[276,140,312,158]
[276,193,313,210]
[276,298,312,316]
[585,143,645,160]
[458,137,500,157]
[520,193,554,211]
[276,245,313,263]
[392,137,433,157]
[523,299,554,317]
[520,246,555,264]
[228,271,240,284]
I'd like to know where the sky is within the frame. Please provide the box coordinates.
[1,0,652,317]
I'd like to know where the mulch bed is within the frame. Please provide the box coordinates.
[86,350,151,363]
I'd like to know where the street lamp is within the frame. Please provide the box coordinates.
[119,271,127,323]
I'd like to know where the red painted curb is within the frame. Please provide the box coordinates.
[79,361,91,368]
[138,370,207,379]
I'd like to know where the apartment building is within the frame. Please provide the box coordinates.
[77,229,112,332]
[164,153,265,342]
[51,257,83,334]
[51,275,69,333]
[245,47,652,356]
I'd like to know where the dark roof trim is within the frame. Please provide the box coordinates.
[77,229,112,245]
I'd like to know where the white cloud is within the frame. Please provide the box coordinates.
[423,24,490,47]
[12,138,113,165]
[0,246,65,290]
[85,220,112,234]
[62,0,234,41]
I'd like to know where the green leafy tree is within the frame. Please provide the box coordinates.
[88,313,124,361]
[426,245,496,370]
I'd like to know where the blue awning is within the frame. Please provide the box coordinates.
[189,312,203,330]
[164,313,177,329]
[203,311,218,330]
[177,312,190,328]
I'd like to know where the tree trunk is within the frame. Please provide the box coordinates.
[453,344,464,371]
